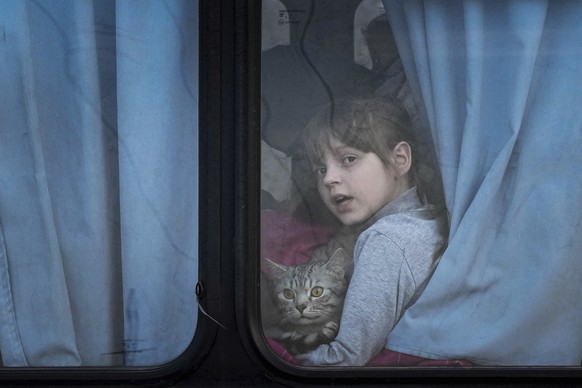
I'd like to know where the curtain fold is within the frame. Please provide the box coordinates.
[116,0,199,366]
[383,0,582,365]
[0,0,198,367]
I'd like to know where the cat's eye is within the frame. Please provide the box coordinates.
[283,289,295,299]
[310,286,324,298]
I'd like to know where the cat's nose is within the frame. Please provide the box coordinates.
[296,304,307,313]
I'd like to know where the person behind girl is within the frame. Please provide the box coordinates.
[299,97,447,366]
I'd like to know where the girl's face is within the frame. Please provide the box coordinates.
[314,137,410,226]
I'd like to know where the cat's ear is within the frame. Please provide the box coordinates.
[263,258,289,279]
[324,248,348,278]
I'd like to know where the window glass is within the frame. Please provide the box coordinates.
[260,0,582,369]
[0,0,198,367]
[259,0,445,367]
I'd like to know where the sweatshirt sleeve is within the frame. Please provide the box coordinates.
[303,230,413,366]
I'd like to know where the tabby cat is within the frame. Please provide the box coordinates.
[261,247,351,355]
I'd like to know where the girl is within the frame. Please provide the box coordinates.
[299,97,447,366]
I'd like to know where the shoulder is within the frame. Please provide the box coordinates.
[356,211,442,271]
[355,228,404,259]
[362,210,441,246]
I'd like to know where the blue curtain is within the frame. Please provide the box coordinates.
[382,0,582,365]
[0,0,198,366]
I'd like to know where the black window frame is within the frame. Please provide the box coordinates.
[0,0,581,385]
[234,0,582,386]
[0,0,218,384]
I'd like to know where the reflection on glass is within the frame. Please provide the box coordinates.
[0,1,198,367]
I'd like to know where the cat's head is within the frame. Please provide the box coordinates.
[263,248,349,328]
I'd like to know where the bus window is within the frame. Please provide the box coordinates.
[256,0,582,372]
[0,0,201,370]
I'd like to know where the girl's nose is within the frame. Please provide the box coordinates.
[322,164,341,186]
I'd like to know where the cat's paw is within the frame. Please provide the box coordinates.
[304,333,319,345]
[281,331,303,341]
[322,321,339,339]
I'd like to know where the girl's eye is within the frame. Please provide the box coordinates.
[342,156,357,165]
[310,286,324,297]
[314,167,326,177]
[283,289,295,299]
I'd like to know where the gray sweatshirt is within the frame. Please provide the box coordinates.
[304,187,443,366]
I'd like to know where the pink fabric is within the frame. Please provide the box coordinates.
[267,339,300,365]
[267,339,471,367]
[367,349,472,367]
[260,210,335,272]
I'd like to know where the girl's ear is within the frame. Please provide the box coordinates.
[391,141,412,176]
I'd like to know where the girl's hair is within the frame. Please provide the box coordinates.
[302,96,449,260]
[303,96,420,191]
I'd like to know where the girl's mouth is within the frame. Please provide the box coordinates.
[332,195,353,212]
